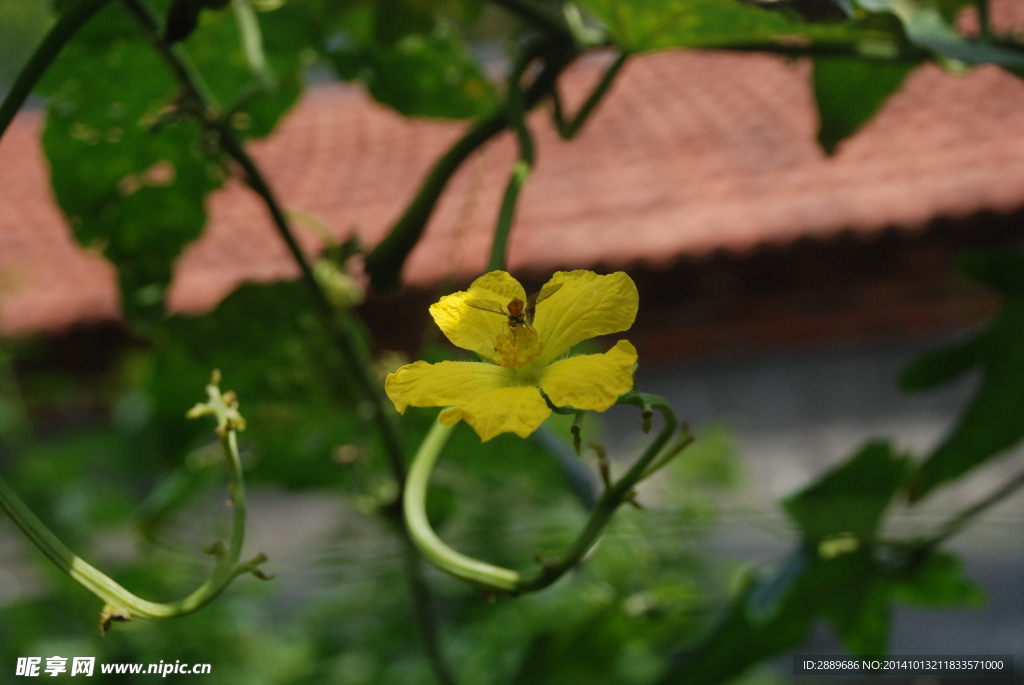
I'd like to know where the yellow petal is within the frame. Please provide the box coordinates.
[539,340,638,412]
[429,272,526,361]
[531,271,639,364]
[467,271,527,303]
[439,386,551,442]
[385,360,513,413]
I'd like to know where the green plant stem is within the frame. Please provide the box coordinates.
[514,392,677,592]
[918,464,1024,551]
[551,51,627,140]
[486,49,537,272]
[0,383,264,625]
[124,0,407,482]
[0,0,113,143]
[976,0,991,41]
[122,4,456,678]
[404,421,522,590]
[366,39,576,291]
[404,394,683,595]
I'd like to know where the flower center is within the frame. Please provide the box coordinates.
[494,325,544,370]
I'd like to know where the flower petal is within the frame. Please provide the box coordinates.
[429,271,527,361]
[439,386,551,442]
[467,271,528,302]
[531,271,639,364]
[385,360,513,413]
[539,340,638,412]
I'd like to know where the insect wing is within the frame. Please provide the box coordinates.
[527,282,563,308]
[525,283,563,321]
[465,298,508,317]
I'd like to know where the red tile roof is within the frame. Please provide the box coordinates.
[4,13,1024,333]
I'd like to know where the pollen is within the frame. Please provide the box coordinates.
[494,325,544,369]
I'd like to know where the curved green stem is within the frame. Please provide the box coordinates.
[0,0,114,143]
[405,394,685,595]
[404,420,522,591]
[0,375,266,631]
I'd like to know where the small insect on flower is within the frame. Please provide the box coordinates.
[465,283,562,339]
[385,270,639,442]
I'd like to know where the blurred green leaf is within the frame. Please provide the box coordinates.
[36,1,312,321]
[900,337,982,391]
[575,0,882,52]
[890,551,985,607]
[38,3,218,321]
[855,0,1024,69]
[782,441,908,542]
[904,253,1024,501]
[328,19,496,119]
[663,543,980,684]
[813,56,915,154]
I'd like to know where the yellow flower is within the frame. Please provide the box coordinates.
[385,270,639,441]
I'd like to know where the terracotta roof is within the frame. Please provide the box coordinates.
[4,7,1024,333]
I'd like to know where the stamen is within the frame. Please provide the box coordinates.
[494,325,544,369]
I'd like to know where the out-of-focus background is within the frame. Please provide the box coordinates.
[1,0,1023,682]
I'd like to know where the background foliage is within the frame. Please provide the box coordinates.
[2,0,1024,682]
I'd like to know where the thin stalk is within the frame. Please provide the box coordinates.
[366,39,576,291]
[124,0,406,482]
[403,394,682,595]
[551,51,627,140]
[122,4,455,678]
[918,464,1024,551]
[0,377,266,629]
[486,49,537,272]
[977,0,991,41]
[0,0,114,143]
[514,393,677,592]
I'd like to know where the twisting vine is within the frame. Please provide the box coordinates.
[0,372,268,633]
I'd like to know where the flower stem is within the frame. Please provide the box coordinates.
[405,394,686,595]
[514,392,679,592]
[404,420,522,591]
[0,376,266,631]
[0,0,114,143]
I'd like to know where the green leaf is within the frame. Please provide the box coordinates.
[813,56,916,154]
[36,2,313,321]
[328,21,496,119]
[782,441,908,541]
[576,0,885,53]
[891,552,985,608]
[855,0,1024,69]
[900,337,982,392]
[145,282,363,488]
[660,575,816,685]
[958,250,1024,295]
[906,254,1024,500]
[38,4,218,321]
